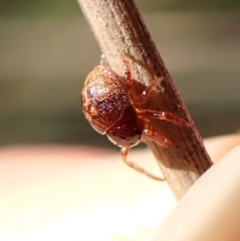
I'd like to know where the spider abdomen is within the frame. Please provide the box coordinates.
[81,66,128,134]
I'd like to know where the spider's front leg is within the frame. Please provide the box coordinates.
[138,109,189,127]
[133,77,163,104]
[122,53,163,104]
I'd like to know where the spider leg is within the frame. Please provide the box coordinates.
[121,147,165,181]
[100,54,109,66]
[142,128,173,147]
[121,53,164,105]
[137,109,189,127]
[121,53,156,80]
[133,77,163,104]
[122,54,133,85]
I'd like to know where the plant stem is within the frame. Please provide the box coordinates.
[77,0,213,199]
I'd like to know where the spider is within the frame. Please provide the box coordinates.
[81,53,188,180]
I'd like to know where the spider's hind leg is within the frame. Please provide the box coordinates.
[121,147,165,181]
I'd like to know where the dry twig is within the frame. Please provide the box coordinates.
[77,0,213,199]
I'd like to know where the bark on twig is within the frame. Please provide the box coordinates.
[77,0,213,199]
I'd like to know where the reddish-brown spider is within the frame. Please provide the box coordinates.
[81,54,188,180]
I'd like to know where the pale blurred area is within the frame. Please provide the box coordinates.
[1,135,240,241]
[1,1,240,241]
[0,0,240,146]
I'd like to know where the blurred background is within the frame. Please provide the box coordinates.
[1,0,240,148]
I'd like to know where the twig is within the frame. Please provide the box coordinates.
[77,0,213,199]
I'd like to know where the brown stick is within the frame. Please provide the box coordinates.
[77,0,213,199]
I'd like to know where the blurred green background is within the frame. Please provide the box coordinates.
[0,0,240,147]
